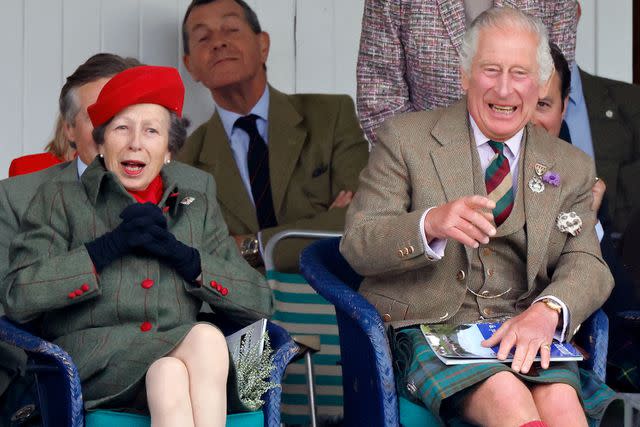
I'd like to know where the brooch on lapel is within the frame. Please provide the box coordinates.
[556,211,583,236]
[542,171,560,187]
[528,162,547,193]
[180,196,195,206]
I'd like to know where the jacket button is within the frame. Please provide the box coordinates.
[382,313,392,322]
[482,248,492,256]
[140,321,152,332]
[68,292,76,299]
[220,287,229,296]
[408,245,415,254]
[456,270,466,281]
[81,284,90,292]
[74,289,83,297]
[483,308,493,317]
[486,268,494,277]
[439,312,449,320]
[397,249,404,258]
[210,280,217,288]
[141,278,154,289]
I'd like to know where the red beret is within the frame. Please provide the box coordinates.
[88,65,184,127]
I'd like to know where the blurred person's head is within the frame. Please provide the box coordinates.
[459,7,553,142]
[44,115,74,161]
[182,0,269,111]
[60,53,141,165]
[531,43,571,137]
[89,66,188,191]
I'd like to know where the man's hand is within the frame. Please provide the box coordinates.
[481,303,559,373]
[591,178,606,212]
[423,195,496,248]
[329,190,354,209]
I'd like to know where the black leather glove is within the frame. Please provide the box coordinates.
[85,203,166,272]
[142,225,202,282]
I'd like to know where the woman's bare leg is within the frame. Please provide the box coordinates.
[146,357,194,427]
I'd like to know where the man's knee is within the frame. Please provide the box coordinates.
[532,382,581,412]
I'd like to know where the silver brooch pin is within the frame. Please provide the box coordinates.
[180,196,195,206]
[528,176,545,193]
[556,211,583,236]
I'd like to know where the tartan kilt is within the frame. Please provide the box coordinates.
[392,327,616,424]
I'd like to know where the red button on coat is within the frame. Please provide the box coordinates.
[220,288,228,296]
[68,292,76,299]
[81,284,90,292]
[210,280,217,288]
[141,278,154,289]
[140,321,152,332]
[74,289,83,296]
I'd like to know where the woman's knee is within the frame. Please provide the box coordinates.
[146,357,189,386]
[176,324,230,375]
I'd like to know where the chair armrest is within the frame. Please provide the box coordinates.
[576,309,608,382]
[263,321,299,427]
[0,316,84,427]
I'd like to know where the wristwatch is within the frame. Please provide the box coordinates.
[539,298,562,315]
[240,236,261,267]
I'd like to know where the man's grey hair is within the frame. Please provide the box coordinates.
[459,7,553,85]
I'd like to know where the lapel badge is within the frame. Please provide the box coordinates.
[534,163,548,177]
[528,176,545,193]
[556,211,583,236]
[542,171,560,187]
[180,196,195,206]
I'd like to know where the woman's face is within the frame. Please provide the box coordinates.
[99,103,171,191]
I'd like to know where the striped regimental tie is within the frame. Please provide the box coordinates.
[485,140,514,226]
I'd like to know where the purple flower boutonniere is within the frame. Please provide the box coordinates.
[542,171,560,187]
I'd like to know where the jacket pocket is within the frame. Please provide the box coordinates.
[361,291,409,322]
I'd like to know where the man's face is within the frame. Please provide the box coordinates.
[183,0,269,93]
[532,72,567,137]
[462,26,545,141]
[63,77,110,165]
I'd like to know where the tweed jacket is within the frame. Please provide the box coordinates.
[356,0,579,144]
[580,68,640,234]
[2,159,273,409]
[340,99,613,340]
[178,86,369,272]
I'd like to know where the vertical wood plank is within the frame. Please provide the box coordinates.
[595,0,633,82]
[332,0,364,100]
[101,0,140,59]
[62,0,101,78]
[253,0,296,94]
[295,0,335,93]
[0,0,25,179]
[140,0,178,67]
[177,0,216,130]
[23,0,63,156]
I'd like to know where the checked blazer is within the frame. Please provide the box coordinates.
[178,86,369,272]
[340,99,613,340]
[2,159,273,410]
[356,0,579,144]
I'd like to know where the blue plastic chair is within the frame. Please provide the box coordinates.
[0,316,298,427]
[299,237,609,427]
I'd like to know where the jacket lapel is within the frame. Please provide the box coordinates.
[522,124,561,290]
[436,0,467,56]
[266,87,307,215]
[198,112,258,231]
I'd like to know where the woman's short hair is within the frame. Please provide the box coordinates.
[92,110,190,155]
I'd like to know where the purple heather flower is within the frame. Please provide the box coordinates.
[543,171,560,187]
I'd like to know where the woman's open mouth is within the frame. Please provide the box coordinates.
[121,160,146,176]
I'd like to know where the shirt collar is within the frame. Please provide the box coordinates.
[469,114,523,158]
[568,62,584,106]
[216,85,270,140]
[76,156,89,178]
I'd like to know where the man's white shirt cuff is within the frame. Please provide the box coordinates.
[419,208,447,260]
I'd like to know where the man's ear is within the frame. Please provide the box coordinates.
[183,54,199,82]
[63,119,76,142]
[460,66,470,92]
[539,68,555,99]
[258,31,270,65]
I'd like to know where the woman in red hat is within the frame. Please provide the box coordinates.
[2,65,274,426]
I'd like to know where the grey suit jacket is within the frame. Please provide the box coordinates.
[580,68,640,234]
[340,99,613,339]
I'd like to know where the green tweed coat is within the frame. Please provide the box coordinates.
[2,159,274,410]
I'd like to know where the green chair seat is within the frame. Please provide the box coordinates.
[398,397,441,427]
[85,409,264,427]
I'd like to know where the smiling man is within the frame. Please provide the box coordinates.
[341,7,615,426]
[178,0,368,272]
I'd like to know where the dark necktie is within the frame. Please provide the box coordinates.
[234,114,277,229]
[559,120,572,144]
[485,140,514,226]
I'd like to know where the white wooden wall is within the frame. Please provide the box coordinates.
[0,0,634,179]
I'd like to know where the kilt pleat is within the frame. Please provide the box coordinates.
[393,328,616,424]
